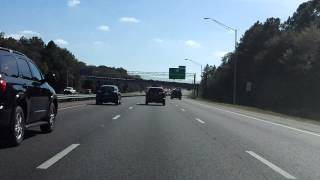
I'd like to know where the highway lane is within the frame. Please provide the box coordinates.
[179,98,320,180]
[0,96,320,179]
[29,97,269,180]
[0,97,139,180]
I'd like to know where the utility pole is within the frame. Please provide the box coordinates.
[66,70,69,87]
[194,73,196,96]
[233,29,238,104]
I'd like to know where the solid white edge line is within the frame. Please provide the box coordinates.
[196,118,205,124]
[246,151,296,179]
[189,100,320,138]
[213,106,320,138]
[59,104,86,111]
[37,144,80,170]
[112,115,121,120]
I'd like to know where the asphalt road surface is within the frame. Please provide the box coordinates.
[0,96,320,180]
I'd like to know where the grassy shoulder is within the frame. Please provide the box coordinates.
[191,97,320,126]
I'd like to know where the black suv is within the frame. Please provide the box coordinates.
[171,88,182,100]
[145,87,166,106]
[0,47,58,146]
[96,85,121,105]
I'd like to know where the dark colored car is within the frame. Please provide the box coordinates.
[0,47,58,146]
[96,85,121,105]
[171,89,182,100]
[145,87,166,106]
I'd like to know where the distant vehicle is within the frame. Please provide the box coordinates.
[96,85,121,105]
[63,87,77,95]
[164,88,171,96]
[146,87,166,106]
[84,89,92,94]
[171,88,182,100]
[0,47,58,146]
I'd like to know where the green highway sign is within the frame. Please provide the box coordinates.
[169,66,186,79]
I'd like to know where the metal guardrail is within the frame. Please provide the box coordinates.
[57,94,95,102]
[57,93,146,103]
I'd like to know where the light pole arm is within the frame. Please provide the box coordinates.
[185,59,202,67]
[185,58,203,76]
[204,18,237,32]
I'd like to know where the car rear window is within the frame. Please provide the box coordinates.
[148,88,163,93]
[100,86,115,92]
[0,54,19,77]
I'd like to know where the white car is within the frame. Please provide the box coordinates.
[63,87,77,95]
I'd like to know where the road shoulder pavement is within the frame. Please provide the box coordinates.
[184,98,320,135]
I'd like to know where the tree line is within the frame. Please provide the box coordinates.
[0,34,137,93]
[201,0,320,119]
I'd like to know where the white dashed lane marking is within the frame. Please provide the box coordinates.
[246,151,296,179]
[37,144,80,169]
[196,118,205,124]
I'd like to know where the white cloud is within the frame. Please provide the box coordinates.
[93,41,105,46]
[97,25,110,32]
[154,38,164,43]
[185,40,201,48]
[5,33,22,40]
[20,30,40,36]
[120,17,140,23]
[68,0,80,7]
[54,39,69,45]
[4,30,41,39]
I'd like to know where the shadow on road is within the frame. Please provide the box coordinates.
[136,103,164,106]
[0,129,45,149]
[87,103,118,106]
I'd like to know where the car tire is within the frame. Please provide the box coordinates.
[146,101,148,105]
[40,103,56,133]
[96,100,102,105]
[8,106,25,146]
[162,101,166,106]
[115,97,121,105]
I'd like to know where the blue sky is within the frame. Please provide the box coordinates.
[0,0,307,80]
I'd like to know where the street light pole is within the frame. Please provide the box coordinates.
[66,70,69,87]
[233,29,238,105]
[204,17,238,104]
[185,58,203,97]
[184,58,203,77]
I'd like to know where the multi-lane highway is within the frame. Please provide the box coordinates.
[1,96,320,180]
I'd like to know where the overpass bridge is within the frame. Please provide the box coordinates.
[83,75,197,92]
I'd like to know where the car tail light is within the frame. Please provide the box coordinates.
[0,79,6,93]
